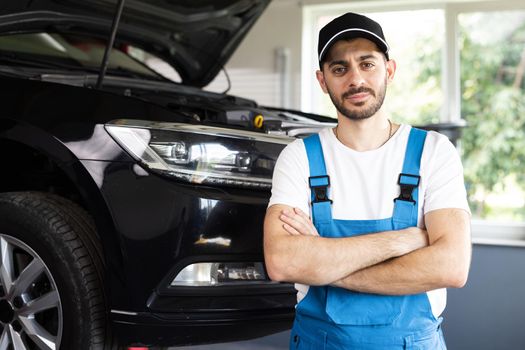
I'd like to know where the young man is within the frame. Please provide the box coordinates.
[264,12,471,349]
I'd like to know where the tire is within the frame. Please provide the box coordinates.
[0,192,116,350]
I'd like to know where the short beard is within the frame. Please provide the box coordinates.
[328,77,387,121]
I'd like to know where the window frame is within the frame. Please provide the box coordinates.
[301,0,525,243]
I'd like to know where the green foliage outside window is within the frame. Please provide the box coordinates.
[459,13,525,221]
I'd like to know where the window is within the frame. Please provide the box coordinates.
[459,10,525,223]
[303,1,525,240]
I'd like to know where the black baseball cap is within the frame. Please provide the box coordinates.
[318,12,390,66]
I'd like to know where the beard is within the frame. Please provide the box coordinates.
[327,76,387,121]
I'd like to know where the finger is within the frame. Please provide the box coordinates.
[292,208,319,236]
[281,209,295,216]
[279,213,297,225]
[284,222,317,237]
[293,207,312,222]
[287,209,311,227]
[289,216,316,236]
[282,223,301,236]
[279,214,303,229]
[281,210,302,224]
[303,226,319,236]
[280,214,310,235]
[280,211,306,225]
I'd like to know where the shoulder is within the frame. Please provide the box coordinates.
[279,127,335,159]
[278,137,306,161]
[419,128,465,184]
[317,127,337,143]
[421,129,459,157]
[421,128,455,145]
[399,125,457,155]
[403,126,452,146]
[274,137,308,176]
[399,126,461,171]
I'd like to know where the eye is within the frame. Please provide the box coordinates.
[361,62,375,70]
[331,66,347,75]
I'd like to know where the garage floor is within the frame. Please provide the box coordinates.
[170,330,290,349]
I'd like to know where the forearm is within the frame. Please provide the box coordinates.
[332,246,443,295]
[264,206,427,285]
[266,233,420,285]
[332,214,471,295]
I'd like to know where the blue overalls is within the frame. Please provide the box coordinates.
[290,128,446,350]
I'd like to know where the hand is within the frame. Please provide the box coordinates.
[279,208,319,236]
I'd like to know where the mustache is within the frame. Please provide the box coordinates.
[342,87,376,99]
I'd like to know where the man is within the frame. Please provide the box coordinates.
[264,12,471,350]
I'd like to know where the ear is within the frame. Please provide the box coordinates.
[316,70,329,94]
[386,59,397,83]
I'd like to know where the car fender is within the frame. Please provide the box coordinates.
[0,117,127,294]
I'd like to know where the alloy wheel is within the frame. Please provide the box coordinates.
[0,234,62,350]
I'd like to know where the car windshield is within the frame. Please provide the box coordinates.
[0,32,166,79]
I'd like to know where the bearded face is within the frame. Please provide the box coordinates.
[326,74,388,121]
[317,38,394,121]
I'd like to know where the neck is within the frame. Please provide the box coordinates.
[334,114,396,151]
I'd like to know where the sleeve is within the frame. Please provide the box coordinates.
[422,132,471,215]
[267,139,311,215]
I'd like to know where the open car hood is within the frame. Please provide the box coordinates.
[0,0,270,87]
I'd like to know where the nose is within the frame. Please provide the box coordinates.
[346,66,365,87]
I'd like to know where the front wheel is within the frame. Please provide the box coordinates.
[0,192,113,349]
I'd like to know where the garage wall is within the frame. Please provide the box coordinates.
[443,243,525,349]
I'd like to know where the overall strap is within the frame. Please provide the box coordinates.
[303,134,333,225]
[392,127,427,228]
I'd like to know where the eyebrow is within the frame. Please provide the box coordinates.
[327,54,380,67]
[328,60,348,68]
[358,54,379,61]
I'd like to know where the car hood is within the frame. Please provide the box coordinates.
[0,0,270,87]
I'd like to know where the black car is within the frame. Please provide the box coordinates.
[0,0,341,349]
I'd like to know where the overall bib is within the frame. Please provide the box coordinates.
[290,128,446,350]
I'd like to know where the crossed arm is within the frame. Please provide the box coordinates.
[263,205,471,295]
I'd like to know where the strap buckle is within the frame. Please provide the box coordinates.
[394,173,420,204]
[309,175,332,204]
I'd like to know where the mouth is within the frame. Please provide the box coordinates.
[346,92,369,101]
[342,88,375,104]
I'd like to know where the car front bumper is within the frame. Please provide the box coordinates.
[112,302,295,346]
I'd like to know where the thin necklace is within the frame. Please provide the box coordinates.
[334,119,393,147]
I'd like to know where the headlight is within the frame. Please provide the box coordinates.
[170,262,271,287]
[105,120,290,189]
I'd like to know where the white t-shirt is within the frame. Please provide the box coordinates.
[268,125,470,319]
